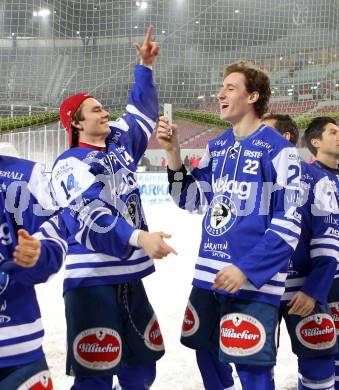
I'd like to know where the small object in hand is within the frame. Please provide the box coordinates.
[164,103,173,137]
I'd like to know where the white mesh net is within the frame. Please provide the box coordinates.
[0,0,338,118]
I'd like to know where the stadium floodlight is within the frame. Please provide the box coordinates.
[33,9,51,17]
[39,9,51,17]
[140,2,148,10]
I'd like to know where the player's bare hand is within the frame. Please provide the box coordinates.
[213,264,247,294]
[287,291,316,317]
[13,229,41,268]
[133,25,160,66]
[138,231,177,259]
[156,116,179,152]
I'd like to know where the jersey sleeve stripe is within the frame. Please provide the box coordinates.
[126,104,156,128]
[271,217,301,235]
[310,238,339,248]
[267,228,299,250]
[310,248,338,260]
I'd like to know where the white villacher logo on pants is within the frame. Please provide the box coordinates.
[181,301,200,337]
[296,314,336,349]
[144,314,165,351]
[73,327,122,370]
[220,313,266,356]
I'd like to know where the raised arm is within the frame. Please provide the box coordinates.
[133,25,160,67]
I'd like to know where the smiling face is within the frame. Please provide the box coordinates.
[218,72,258,124]
[72,98,110,141]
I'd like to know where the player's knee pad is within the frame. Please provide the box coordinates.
[196,349,234,390]
[117,362,156,390]
[298,356,335,390]
[236,364,275,390]
[72,375,113,390]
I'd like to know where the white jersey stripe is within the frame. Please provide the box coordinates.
[136,119,151,140]
[0,337,43,358]
[285,277,306,287]
[126,104,156,129]
[66,248,148,265]
[64,258,154,279]
[311,238,339,248]
[271,218,301,235]
[310,248,338,261]
[194,270,285,295]
[0,318,43,341]
[269,229,299,250]
[196,256,287,283]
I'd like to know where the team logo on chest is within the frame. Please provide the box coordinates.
[144,314,165,351]
[219,313,266,356]
[17,370,53,390]
[205,195,237,236]
[181,301,200,337]
[295,314,336,349]
[73,327,122,370]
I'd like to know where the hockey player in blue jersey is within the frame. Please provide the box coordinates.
[0,152,67,389]
[300,116,338,390]
[262,113,337,390]
[157,61,302,390]
[52,26,177,390]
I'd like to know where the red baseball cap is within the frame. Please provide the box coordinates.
[59,92,93,146]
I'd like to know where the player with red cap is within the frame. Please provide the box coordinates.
[59,92,93,146]
[51,26,176,390]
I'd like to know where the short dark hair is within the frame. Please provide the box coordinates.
[304,116,337,156]
[70,105,84,148]
[224,61,271,117]
[262,113,299,145]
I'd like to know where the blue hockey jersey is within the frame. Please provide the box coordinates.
[0,156,66,367]
[51,65,158,293]
[282,161,338,304]
[169,125,302,307]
